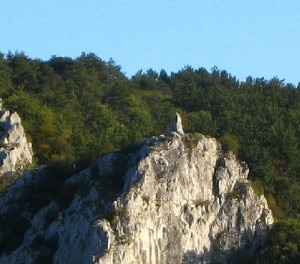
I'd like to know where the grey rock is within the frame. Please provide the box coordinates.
[170,112,184,136]
[0,100,33,177]
[0,117,273,264]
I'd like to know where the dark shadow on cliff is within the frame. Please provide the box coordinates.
[182,229,267,264]
[182,248,255,264]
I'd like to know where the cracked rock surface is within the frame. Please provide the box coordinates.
[0,114,273,264]
[0,100,33,177]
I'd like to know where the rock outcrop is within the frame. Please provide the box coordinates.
[0,99,33,177]
[170,112,184,136]
[0,114,273,264]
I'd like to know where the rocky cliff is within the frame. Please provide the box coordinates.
[0,113,273,264]
[0,99,33,177]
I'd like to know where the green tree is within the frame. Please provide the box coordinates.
[255,219,300,263]
[185,111,216,135]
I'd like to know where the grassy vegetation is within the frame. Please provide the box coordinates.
[194,199,209,208]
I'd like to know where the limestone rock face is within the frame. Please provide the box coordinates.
[0,118,273,264]
[0,101,33,177]
[170,112,184,136]
[98,136,273,264]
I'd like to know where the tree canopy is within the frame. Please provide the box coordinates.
[0,52,299,261]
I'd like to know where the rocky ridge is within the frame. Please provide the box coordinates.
[0,99,33,177]
[0,113,273,264]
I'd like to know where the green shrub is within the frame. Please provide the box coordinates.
[142,195,150,205]
[220,133,240,155]
[249,179,264,195]
[194,199,209,208]
[226,190,242,201]
[253,219,300,263]
[113,207,128,219]
[0,172,20,193]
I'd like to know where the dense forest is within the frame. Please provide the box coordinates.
[0,52,299,262]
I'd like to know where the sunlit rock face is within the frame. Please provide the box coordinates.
[0,99,33,177]
[170,112,184,136]
[97,134,273,264]
[0,114,273,264]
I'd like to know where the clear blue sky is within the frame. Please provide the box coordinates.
[0,0,299,84]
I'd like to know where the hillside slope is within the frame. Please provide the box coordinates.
[0,114,273,264]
